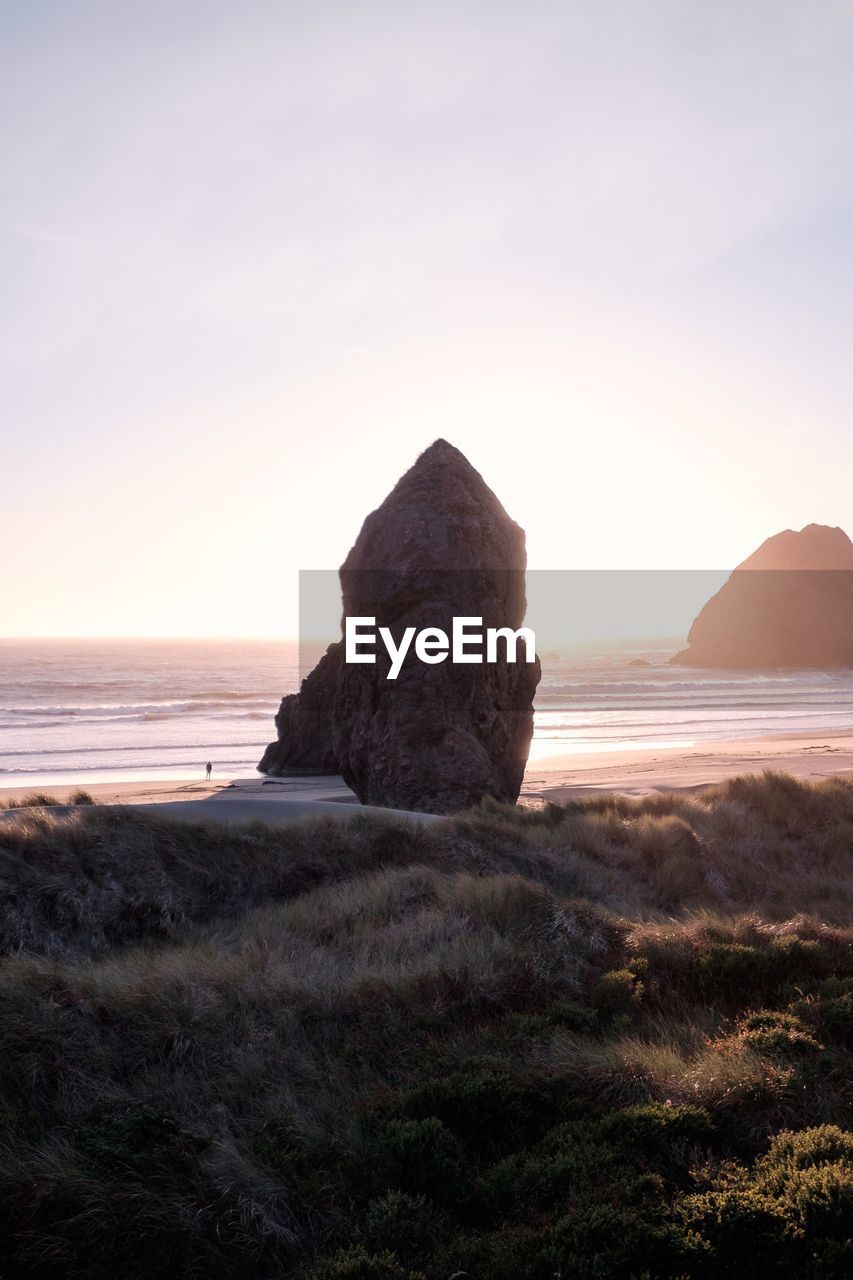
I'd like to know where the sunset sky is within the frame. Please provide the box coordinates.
[3,1,852,637]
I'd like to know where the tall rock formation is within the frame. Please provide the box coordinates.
[332,439,540,811]
[259,440,541,812]
[671,524,853,668]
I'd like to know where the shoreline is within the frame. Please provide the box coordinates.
[521,729,853,801]
[2,729,852,809]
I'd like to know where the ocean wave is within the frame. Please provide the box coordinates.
[187,690,273,701]
[0,739,270,760]
[0,758,263,776]
[535,697,853,713]
[537,678,846,696]
[535,708,853,732]
[0,699,276,723]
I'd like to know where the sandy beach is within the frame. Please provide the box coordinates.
[0,773,445,827]
[521,730,853,802]
[2,730,852,817]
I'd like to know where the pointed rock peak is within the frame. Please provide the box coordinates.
[342,439,525,572]
[398,438,492,489]
[417,437,464,460]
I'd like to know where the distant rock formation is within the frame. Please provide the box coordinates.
[257,644,342,775]
[259,439,541,812]
[671,524,853,668]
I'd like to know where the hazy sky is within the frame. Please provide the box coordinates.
[2,1,852,636]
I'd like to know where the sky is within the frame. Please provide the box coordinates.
[2,0,852,637]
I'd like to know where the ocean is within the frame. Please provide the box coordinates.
[2,638,853,787]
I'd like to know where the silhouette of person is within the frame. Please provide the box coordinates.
[205,761,212,781]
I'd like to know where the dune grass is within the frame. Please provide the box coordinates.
[0,771,851,1276]
[0,789,95,810]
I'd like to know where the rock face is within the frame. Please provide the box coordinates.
[257,643,342,775]
[671,524,853,668]
[259,439,541,812]
[332,439,541,811]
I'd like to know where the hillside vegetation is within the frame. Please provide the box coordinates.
[0,772,851,1277]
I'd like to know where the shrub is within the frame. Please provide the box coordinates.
[676,1126,853,1276]
[820,994,853,1042]
[378,1118,464,1199]
[436,1225,543,1280]
[777,1161,853,1237]
[760,1125,853,1174]
[799,983,850,1044]
[360,1191,443,1262]
[546,998,598,1032]
[478,1132,622,1221]
[71,1103,207,1179]
[695,944,775,1001]
[544,1203,683,1278]
[676,1182,789,1274]
[399,1068,559,1156]
[309,1245,426,1280]
[737,1012,823,1059]
[600,1102,715,1151]
[690,938,832,1008]
[768,935,828,981]
[591,968,645,1019]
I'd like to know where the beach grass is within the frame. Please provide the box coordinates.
[0,772,851,1276]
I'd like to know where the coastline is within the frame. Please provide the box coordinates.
[522,728,853,801]
[3,728,852,810]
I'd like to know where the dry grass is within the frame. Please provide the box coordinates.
[0,772,851,1277]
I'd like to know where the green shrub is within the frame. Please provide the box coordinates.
[479,1134,622,1221]
[591,968,645,1019]
[544,1203,683,1278]
[818,993,853,1044]
[760,1124,853,1173]
[436,1225,543,1280]
[676,1182,789,1274]
[546,998,598,1032]
[676,1126,853,1276]
[399,1068,559,1156]
[71,1104,207,1179]
[741,1010,802,1032]
[693,939,832,1007]
[360,1191,443,1262]
[769,935,828,975]
[309,1245,426,1280]
[379,1118,464,1199]
[778,1161,853,1235]
[600,1102,715,1151]
[737,1011,823,1059]
[695,944,775,1000]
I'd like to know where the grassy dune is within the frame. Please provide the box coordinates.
[0,773,851,1277]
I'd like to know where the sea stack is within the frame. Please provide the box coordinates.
[671,523,853,668]
[259,440,541,812]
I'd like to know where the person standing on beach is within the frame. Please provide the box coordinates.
[205,761,212,781]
